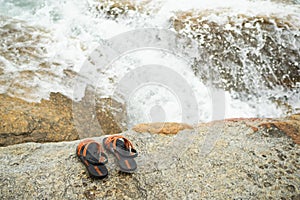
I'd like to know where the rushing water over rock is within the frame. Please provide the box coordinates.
[172,11,300,92]
[0,0,299,125]
[171,10,300,115]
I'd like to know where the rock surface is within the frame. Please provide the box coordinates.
[170,10,300,110]
[0,122,299,199]
[0,93,77,147]
[132,122,193,134]
[0,92,127,147]
[94,0,158,18]
[204,113,300,145]
[258,114,300,145]
[1,91,299,149]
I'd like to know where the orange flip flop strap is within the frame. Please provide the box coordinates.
[83,141,108,164]
[77,139,94,156]
[105,135,134,150]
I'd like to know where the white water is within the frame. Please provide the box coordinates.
[0,0,299,125]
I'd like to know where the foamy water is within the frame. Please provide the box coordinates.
[0,0,299,125]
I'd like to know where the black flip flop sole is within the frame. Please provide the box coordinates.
[103,137,137,173]
[76,142,108,179]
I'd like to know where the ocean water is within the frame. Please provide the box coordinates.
[0,0,299,126]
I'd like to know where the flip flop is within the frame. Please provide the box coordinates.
[76,139,108,179]
[103,135,138,173]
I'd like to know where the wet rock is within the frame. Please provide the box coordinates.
[171,11,300,101]
[0,93,77,147]
[0,123,299,199]
[94,0,158,18]
[96,97,128,134]
[207,114,300,145]
[0,91,128,146]
[2,91,299,148]
[0,16,52,67]
[0,16,76,102]
[132,122,193,134]
[270,0,300,4]
[72,87,127,139]
[258,113,300,144]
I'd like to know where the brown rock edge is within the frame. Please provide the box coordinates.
[203,114,300,145]
[0,92,126,147]
[1,91,299,146]
[0,93,77,146]
[258,114,300,145]
[132,122,193,134]
[132,114,300,145]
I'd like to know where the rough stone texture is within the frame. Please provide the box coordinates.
[0,93,78,147]
[0,91,127,147]
[202,113,300,145]
[132,113,300,144]
[132,122,193,134]
[96,97,128,135]
[72,88,127,139]
[258,113,300,144]
[0,123,299,199]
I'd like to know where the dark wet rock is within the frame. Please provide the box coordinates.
[170,11,300,99]
[96,0,141,18]
[96,97,128,134]
[292,194,300,200]
[94,0,157,18]
[0,124,299,199]
[270,0,300,4]
[63,69,78,78]
[72,87,127,139]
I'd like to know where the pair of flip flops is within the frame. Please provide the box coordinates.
[76,135,138,179]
